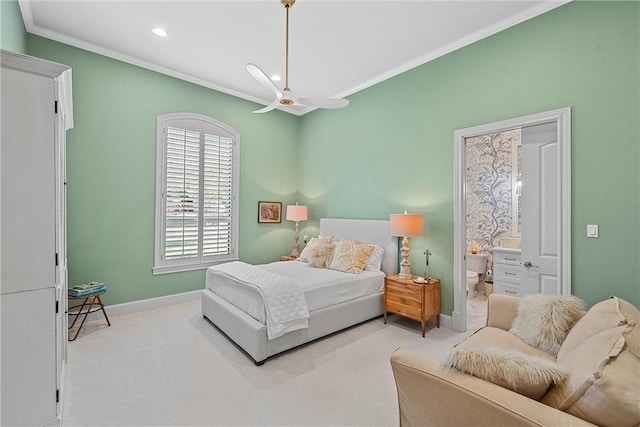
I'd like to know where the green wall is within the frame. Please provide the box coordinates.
[27,37,301,305]
[298,1,640,313]
[18,1,640,312]
[1,0,26,53]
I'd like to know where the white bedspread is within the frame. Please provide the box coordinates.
[209,261,309,339]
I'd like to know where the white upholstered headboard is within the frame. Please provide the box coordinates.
[319,218,398,276]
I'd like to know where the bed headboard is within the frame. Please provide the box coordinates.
[319,218,398,276]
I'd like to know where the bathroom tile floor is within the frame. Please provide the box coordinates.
[467,292,488,331]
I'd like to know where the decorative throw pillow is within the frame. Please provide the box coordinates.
[297,236,333,262]
[308,242,336,269]
[328,239,375,274]
[509,294,585,356]
[364,244,384,271]
[541,297,640,427]
[443,346,568,400]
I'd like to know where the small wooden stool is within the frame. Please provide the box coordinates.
[68,290,111,341]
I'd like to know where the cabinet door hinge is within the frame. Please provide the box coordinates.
[54,100,58,114]
[55,253,59,266]
[56,389,60,403]
[56,300,59,314]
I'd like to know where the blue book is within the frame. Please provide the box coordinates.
[68,286,106,297]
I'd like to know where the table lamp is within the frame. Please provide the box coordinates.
[286,203,308,257]
[390,211,424,279]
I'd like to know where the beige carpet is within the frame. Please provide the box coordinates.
[62,300,469,426]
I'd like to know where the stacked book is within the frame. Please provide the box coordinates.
[69,282,106,297]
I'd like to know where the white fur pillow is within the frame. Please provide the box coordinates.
[509,294,585,356]
[443,346,569,400]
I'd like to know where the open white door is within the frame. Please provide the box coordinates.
[521,122,560,295]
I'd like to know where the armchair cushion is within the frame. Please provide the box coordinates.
[443,346,568,400]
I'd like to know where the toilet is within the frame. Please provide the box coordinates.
[466,253,488,297]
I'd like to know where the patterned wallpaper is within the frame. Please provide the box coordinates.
[466,129,521,259]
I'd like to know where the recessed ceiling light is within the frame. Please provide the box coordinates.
[271,75,281,82]
[152,27,167,37]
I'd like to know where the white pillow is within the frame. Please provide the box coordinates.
[364,245,384,271]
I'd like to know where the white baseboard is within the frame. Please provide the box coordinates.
[82,289,202,322]
[439,313,453,330]
[80,289,454,330]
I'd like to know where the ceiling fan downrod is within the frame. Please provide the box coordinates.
[281,0,295,105]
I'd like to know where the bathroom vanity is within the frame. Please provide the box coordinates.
[491,247,522,297]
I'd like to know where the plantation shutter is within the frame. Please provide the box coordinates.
[165,125,201,260]
[161,118,236,265]
[203,133,233,256]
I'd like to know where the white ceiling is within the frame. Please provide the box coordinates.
[20,0,569,115]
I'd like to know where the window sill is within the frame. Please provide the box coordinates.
[152,258,239,275]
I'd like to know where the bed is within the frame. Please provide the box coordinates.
[201,218,398,364]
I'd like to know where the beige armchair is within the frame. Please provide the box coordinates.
[390,294,597,427]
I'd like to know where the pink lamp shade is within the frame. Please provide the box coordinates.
[286,204,308,222]
[390,213,423,237]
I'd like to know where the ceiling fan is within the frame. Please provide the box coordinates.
[247,0,349,113]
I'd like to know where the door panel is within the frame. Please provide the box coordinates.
[1,288,58,426]
[1,68,56,294]
[521,122,558,295]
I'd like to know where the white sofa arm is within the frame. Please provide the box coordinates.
[390,348,596,427]
[486,293,521,330]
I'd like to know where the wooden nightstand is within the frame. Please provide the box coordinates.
[384,275,440,337]
[279,255,298,261]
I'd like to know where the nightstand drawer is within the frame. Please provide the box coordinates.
[385,300,422,321]
[385,282,421,305]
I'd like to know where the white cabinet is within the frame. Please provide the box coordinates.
[1,50,73,426]
[492,247,523,297]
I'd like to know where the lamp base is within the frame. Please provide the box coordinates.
[398,236,412,279]
[290,221,300,257]
[398,273,413,280]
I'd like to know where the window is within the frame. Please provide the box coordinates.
[154,113,239,274]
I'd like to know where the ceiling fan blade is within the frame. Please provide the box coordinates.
[253,94,282,114]
[296,97,350,109]
[247,63,282,98]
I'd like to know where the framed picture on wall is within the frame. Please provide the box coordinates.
[258,201,282,223]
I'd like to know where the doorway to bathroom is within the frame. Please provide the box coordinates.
[452,107,572,333]
[464,128,520,330]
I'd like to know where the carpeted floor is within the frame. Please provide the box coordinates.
[62,300,469,426]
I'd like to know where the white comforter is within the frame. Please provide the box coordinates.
[209,261,309,339]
